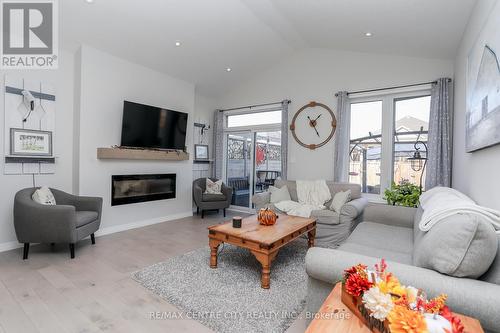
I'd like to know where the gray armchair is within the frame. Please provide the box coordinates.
[193,178,232,218]
[14,188,103,259]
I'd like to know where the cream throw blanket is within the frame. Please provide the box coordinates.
[274,180,331,218]
[419,187,500,234]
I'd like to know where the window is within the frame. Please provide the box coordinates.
[349,89,431,196]
[349,101,383,194]
[226,110,281,128]
[393,96,430,189]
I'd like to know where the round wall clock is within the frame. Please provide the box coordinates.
[290,101,337,150]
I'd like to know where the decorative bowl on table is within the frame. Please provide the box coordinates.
[257,208,278,226]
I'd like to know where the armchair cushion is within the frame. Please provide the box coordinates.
[202,193,227,202]
[76,211,99,227]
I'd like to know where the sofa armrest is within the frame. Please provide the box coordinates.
[14,199,77,243]
[305,248,500,332]
[72,195,103,215]
[221,184,233,206]
[252,192,271,210]
[361,202,416,228]
[340,197,368,220]
[193,184,203,205]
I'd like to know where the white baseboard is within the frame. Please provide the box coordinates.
[0,211,193,254]
[0,241,23,253]
[95,211,193,237]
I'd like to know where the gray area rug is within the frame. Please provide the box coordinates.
[132,240,308,333]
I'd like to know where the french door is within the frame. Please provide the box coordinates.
[224,130,282,210]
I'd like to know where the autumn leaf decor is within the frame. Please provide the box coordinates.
[341,259,465,333]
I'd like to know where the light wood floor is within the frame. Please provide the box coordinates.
[0,210,309,333]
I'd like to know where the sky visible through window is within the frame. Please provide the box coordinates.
[227,110,281,127]
[350,101,382,139]
[350,96,430,139]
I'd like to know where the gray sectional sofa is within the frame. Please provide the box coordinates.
[305,203,500,333]
[252,179,368,248]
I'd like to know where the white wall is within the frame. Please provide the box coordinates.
[0,49,75,250]
[75,45,195,234]
[218,48,454,180]
[452,0,500,210]
[192,92,216,180]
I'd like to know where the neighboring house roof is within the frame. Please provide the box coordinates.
[395,116,428,132]
[369,116,428,137]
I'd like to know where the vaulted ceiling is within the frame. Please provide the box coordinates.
[61,0,477,97]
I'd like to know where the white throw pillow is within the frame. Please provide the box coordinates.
[330,190,351,212]
[269,185,291,203]
[205,179,223,194]
[32,186,56,205]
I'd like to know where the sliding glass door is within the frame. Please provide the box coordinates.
[225,132,253,208]
[224,130,282,210]
[223,107,283,210]
[254,131,282,194]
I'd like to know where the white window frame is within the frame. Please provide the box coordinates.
[349,86,432,200]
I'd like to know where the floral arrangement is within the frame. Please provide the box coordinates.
[342,259,464,333]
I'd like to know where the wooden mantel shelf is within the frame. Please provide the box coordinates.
[97,147,189,161]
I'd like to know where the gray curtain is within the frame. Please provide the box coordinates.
[425,78,453,189]
[333,91,351,182]
[213,110,224,179]
[280,100,290,180]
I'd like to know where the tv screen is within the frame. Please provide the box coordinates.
[120,101,188,150]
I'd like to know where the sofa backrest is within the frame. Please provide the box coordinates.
[480,234,500,285]
[274,179,361,203]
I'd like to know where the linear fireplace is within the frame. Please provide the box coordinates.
[111,174,176,206]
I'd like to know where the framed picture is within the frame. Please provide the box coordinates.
[466,1,500,152]
[10,128,53,156]
[194,144,209,160]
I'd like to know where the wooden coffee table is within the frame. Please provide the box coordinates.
[208,214,316,289]
[306,283,484,333]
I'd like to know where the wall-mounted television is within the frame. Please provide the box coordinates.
[120,101,188,150]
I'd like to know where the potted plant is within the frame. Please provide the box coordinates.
[383,181,421,208]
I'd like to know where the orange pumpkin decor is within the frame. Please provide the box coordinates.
[257,208,278,226]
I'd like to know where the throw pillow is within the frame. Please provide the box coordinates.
[32,186,56,205]
[330,190,351,212]
[413,212,497,278]
[269,185,291,203]
[205,179,223,194]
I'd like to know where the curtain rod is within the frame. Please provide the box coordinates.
[218,100,291,112]
[335,79,452,97]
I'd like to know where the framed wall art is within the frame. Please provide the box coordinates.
[10,128,53,157]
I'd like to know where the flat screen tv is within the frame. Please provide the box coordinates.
[120,101,188,150]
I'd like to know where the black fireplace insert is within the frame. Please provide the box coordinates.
[111,174,176,206]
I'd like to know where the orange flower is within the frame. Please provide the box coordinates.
[388,305,429,333]
[425,294,448,314]
[345,273,373,297]
[378,273,406,297]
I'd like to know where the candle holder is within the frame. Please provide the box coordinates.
[232,216,242,228]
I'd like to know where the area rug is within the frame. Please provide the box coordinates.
[132,240,308,333]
